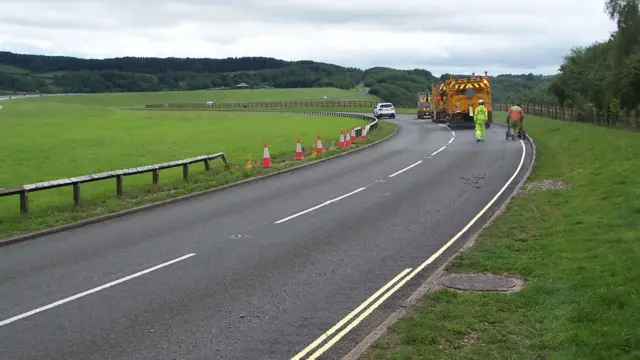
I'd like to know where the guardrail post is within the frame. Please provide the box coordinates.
[20,190,29,215]
[220,153,230,170]
[183,164,189,180]
[152,169,159,185]
[204,159,211,171]
[73,183,81,206]
[116,175,123,197]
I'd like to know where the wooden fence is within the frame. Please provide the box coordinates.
[144,100,378,110]
[493,101,640,129]
[0,152,229,215]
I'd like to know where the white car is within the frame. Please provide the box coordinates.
[374,102,396,119]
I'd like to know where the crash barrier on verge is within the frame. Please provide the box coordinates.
[144,100,377,109]
[0,110,380,215]
[494,101,639,129]
[0,153,229,215]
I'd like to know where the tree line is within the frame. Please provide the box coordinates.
[1,50,552,105]
[549,0,640,118]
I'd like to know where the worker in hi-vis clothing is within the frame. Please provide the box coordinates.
[474,99,488,142]
[507,103,524,138]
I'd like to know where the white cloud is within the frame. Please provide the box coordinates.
[0,0,617,75]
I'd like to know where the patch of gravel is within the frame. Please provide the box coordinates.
[521,179,569,194]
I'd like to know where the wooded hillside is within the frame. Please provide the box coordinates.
[0,50,553,105]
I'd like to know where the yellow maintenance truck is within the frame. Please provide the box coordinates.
[431,79,453,124]
[416,92,432,119]
[438,72,492,129]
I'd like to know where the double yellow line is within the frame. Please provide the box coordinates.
[290,268,413,360]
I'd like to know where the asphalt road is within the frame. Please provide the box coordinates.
[0,114,533,360]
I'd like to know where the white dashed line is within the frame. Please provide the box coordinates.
[0,253,196,328]
[274,187,367,224]
[430,146,447,157]
[388,160,423,178]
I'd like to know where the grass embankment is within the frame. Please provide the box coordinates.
[364,113,640,360]
[0,90,395,237]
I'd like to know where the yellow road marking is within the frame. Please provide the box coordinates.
[290,268,412,360]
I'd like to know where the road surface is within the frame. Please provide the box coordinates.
[0,114,533,360]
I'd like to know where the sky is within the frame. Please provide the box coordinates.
[0,0,617,76]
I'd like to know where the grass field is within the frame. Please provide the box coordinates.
[0,88,395,237]
[8,87,378,106]
[363,113,640,360]
[0,64,30,74]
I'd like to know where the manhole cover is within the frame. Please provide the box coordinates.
[440,273,518,291]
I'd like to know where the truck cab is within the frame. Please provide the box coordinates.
[416,92,432,119]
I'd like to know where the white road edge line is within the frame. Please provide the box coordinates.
[0,253,196,328]
[448,137,454,144]
[290,268,412,360]
[388,160,422,178]
[301,140,527,358]
[274,187,367,224]
[430,146,447,157]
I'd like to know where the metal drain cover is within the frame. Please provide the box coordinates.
[440,273,518,291]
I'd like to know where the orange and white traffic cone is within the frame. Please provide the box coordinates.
[350,126,356,142]
[295,137,303,160]
[339,129,345,148]
[361,125,368,140]
[316,134,323,154]
[346,131,351,146]
[262,142,272,168]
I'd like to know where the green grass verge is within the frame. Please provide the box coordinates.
[0,90,395,237]
[363,112,640,360]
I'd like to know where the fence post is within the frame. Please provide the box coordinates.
[20,190,29,215]
[73,183,81,206]
[204,158,211,171]
[116,175,124,197]
[152,169,159,185]
[220,154,230,169]
[183,164,189,180]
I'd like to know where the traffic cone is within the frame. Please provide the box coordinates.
[295,137,303,160]
[262,142,272,168]
[316,134,323,154]
[361,125,368,140]
[346,131,351,146]
[350,126,356,142]
[339,129,345,148]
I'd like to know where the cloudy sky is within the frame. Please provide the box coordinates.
[0,0,616,76]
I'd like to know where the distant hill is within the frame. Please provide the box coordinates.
[0,51,555,105]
